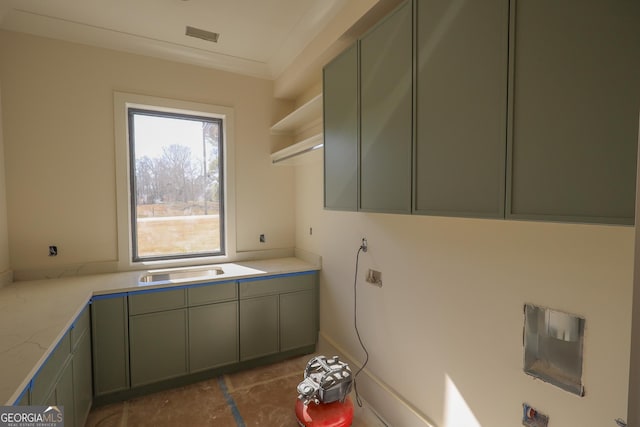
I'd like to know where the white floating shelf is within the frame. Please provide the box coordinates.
[271,133,323,165]
[270,94,323,134]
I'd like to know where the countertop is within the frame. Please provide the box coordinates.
[0,257,319,405]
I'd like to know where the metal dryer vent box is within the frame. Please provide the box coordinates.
[523,304,585,396]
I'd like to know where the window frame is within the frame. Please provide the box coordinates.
[114,92,236,270]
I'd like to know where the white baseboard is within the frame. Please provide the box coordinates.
[318,332,437,427]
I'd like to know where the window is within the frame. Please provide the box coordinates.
[129,109,224,261]
[114,92,236,268]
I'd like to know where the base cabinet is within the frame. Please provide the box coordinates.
[72,329,93,427]
[239,272,318,362]
[92,295,130,396]
[280,290,316,352]
[239,295,279,361]
[89,271,318,401]
[24,306,92,427]
[189,301,239,372]
[129,309,189,387]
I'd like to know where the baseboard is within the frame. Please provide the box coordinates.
[317,332,437,427]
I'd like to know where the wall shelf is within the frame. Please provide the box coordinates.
[271,134,323,166]
[270,94,322,134]
[270,93,323,165]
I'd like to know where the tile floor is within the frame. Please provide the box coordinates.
[85,355,386,426]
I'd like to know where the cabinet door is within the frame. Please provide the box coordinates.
[239,296,278,361]
[72,330,93,427]
[54,359,75,427]
[129,309,188,387]
[414,0,508,218]
[360,0,412,213]
[31,332,70,405]
[280,290,317,352]
[324,43,359,211]
[91,295,130,396]
[189,301,239,372]
[508,0,640,224]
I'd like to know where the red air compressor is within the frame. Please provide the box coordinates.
[295,356,354,427]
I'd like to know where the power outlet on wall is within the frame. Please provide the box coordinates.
[48,245,58,257]
[259,234,265,243]
[522,404,548,427]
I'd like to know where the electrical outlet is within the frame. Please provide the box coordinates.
[259,234,265,243]
[522,404,548,427]
[366,269,382,287]
[48,245,58,257]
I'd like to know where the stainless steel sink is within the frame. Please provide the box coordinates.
[139,266,224,283]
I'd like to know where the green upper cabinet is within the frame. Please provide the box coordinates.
[360,0,413,214]
[414,0,509,218]
[507,0,640,224]
[324,43,359,211]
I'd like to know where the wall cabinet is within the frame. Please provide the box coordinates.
[414,0,508,218]
[323,0,640,224]
[92,294,130,396]
[359,0,413,213]
[323,43,359,211]
[507,0,640,224]
[239,272,318,361]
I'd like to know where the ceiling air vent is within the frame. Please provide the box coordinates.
[185,26,220,43]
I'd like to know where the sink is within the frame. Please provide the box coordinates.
[139,266,224,284]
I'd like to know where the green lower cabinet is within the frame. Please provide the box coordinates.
[129,309,189,387]
[189,301,239,372]
[280,290,317,352]
[72,330,93,427]
[239,295,279,361]
[92,295,130,396]
[54,358,75,427]
[16,389,29,406]
[239,272,319,361]
[31,333,71,405]
[40,356,74,426]
[23,307,91,426]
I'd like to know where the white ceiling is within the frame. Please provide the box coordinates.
[0,0,347,80]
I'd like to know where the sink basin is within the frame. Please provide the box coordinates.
[139,266,224,283]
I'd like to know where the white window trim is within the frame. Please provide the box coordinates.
[114,91,236,270]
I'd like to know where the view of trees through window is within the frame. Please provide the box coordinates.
[129,109,224,260]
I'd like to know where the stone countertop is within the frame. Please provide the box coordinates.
[0,257,319,405]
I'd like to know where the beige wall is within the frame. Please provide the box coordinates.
[0,85,10,277]
[0,30,295,273]
[295,150,634,427]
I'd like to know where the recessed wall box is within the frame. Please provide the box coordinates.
[523,304,585,396]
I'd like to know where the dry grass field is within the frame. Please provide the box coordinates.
[136,214,221,257]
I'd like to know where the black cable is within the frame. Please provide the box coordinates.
[353,245,369,408]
